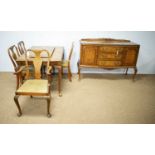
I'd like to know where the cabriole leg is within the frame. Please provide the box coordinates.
[77,62,81,80]
[47,97,51,118]
[14,95,22,117]
[133,67,137,81]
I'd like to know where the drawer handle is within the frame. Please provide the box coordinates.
[116,50,119,56]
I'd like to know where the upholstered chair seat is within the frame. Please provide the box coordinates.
[16,79,49,94]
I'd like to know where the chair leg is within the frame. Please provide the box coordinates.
[61,67,63,75]
[68,65,72,82]
[47,97,51,118]
[52,66,56,75]
[58,66,62,97]
[21,73,25,84]
[43,65,46,74]
[14,95,22,117]
[16,75,19,90]
[41,65,46,78]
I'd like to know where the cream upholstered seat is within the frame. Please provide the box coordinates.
[14,49,52,117]
[16,80,48,94]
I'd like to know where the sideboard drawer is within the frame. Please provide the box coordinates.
[98,52,123,60]
[99,46,123,53]
[98,46,124,60]
[97,60,122,67]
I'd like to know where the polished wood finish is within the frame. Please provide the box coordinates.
[78,38,140,80]
[14,49,52,117]
[16,47,64,96]
[62,43,74,81]
[8,45,20,70]
[8,45,25,89]
[30,46,55,57]
[18,41,27,55]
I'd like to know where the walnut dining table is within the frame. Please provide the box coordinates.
[16,46,64,96]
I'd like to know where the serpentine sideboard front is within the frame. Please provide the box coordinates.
[78,38,140,80]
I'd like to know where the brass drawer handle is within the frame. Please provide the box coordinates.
[116,50,119,56]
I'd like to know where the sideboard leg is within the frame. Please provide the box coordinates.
[133,67,137,81]
[125,68,128,75]
[79,68,81,80]
[77,61,81,80]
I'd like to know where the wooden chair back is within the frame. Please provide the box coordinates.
[18,41,26,55]
[25,49,50,79]
[68,42,74,61]
[8,45,21,71]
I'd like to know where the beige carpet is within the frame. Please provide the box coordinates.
[0,72,155,124]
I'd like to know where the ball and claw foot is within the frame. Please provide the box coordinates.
[47,113,52,118]
[17,113,22,117]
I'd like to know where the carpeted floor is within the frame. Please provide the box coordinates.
[0,72,155,124]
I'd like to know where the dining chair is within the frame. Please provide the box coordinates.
[14,49,52,117]
[8,45,26,89]
[62,43,74,81]
[18,41,35,73]
[18,41,26,55]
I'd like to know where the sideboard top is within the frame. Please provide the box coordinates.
[80,38,139,46]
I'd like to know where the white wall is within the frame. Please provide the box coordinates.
[0,31,155,74]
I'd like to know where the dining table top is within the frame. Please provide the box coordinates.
[16,46,64,63]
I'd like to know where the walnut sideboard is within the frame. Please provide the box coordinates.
[77,38,140,80]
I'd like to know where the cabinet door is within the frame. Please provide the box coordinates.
[81,45,97,65]
[123,46,139,66]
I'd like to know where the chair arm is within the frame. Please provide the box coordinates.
[14,66,27,75]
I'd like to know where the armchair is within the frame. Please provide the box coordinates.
[14,49,52,117]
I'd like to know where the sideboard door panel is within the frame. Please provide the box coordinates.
[81,46,97,65]
[124,47,139,66]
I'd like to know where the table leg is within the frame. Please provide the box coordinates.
[57,66,62,97]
